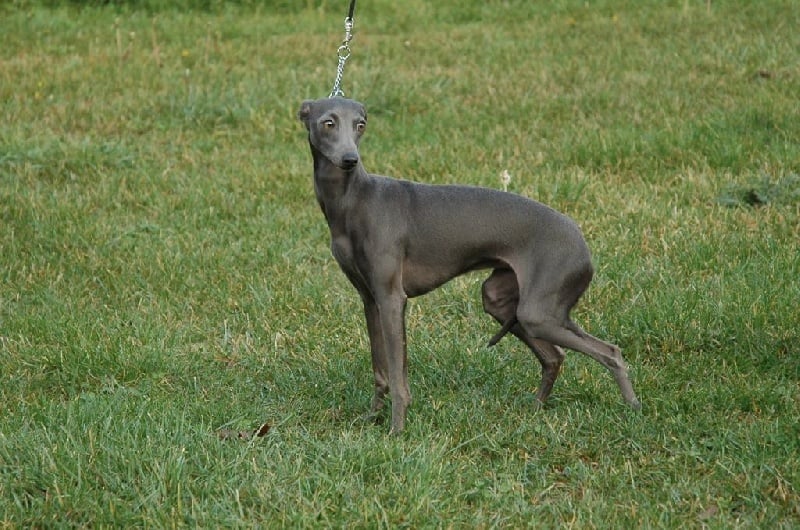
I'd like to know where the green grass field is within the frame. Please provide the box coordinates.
[1,0,798,527]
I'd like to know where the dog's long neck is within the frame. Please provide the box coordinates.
[309,140,366,229]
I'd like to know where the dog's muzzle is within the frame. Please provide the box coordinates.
[340,152,359,170]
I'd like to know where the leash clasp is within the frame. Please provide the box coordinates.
[329,11,355,98]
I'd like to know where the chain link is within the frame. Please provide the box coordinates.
[329,16,354,98]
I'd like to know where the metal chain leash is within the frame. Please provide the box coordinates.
[329,0,356,98]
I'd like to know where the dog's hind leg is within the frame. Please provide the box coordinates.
[514,267,641,410]
[525,317,640,409]
[482,268,566,406]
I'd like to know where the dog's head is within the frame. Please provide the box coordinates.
[298,97,367,171]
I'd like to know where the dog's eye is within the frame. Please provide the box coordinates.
[356,121,366,133]
[323,119,336,129]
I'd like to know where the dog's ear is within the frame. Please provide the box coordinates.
[298,100,314,128]
[359,102,367,121]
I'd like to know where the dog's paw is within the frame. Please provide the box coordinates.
[360,411,384,425]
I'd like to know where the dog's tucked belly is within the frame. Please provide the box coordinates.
[401,256,506,298]
[333,232,504,299]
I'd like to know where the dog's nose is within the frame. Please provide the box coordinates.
[340,153,359,169]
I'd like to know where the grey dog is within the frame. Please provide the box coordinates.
[298,97,640,434]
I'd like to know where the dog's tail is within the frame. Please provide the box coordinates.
[487,316,517,347]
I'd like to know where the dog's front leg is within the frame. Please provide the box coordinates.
[375,290,411,435]
[361,295,389,420]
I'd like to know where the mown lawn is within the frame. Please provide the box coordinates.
[1,0,798,527]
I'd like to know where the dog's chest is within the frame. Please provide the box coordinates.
[331,235,362,279]
[331,235,352,264]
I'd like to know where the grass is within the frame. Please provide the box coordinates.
[1,0,798,526]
